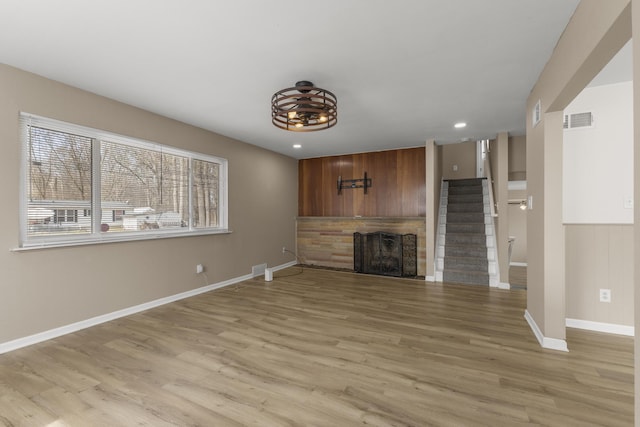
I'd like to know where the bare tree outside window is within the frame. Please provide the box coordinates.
[101,141,189,232]
[28,127,92,202]
[193,159,219,228]
[27,127,92,236]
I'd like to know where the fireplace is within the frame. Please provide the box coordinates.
[353,231,417,277]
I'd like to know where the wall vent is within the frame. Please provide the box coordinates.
[532,100,541,126]
[563,112,594,129]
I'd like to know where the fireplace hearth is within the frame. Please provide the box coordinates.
[354,231,417,277]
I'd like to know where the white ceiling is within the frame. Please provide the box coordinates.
[1,0,582,159]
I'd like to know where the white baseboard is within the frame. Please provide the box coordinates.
[425,275,436,282]
[566,318,634,337]
[524,309,569,352]
[508,180,527,191]
[274,260,298,271]
[497,282,511,290]
[509,262,528,267]
[0,261,295,355]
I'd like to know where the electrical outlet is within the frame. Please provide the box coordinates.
[196,264,204,274]
[282,246,287,254]
[599,288,611,303]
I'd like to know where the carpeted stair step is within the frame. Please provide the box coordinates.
[447,178,484,187]
[448,185,483,196]
[445,233,486,246]
[443,269,489,286]
[447,202,484,213]
[441,178,490,287]
[448,193,484,204]
[447,212,484,224]
[445,244,488,258]
[444,256,488,272]
[446,223,485,234]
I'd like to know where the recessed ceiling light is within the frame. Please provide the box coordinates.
[454,122,467,129]
[293,144,302,149]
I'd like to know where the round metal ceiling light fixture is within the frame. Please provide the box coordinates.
[271,81,337,132]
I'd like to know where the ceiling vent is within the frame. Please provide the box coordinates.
[563,112,594,129]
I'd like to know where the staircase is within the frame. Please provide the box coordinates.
[435,178,498,286]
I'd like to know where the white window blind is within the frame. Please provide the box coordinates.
[26,125,92,237]
[100,140,191,233]
[20,113,228,247]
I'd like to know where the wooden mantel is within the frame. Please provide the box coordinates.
[296,217,427,277]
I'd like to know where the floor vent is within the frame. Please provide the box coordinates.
[252,263,267,276]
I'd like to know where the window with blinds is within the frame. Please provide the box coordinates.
[21,113,228,247]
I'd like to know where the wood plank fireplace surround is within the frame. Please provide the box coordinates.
[297,148,427,277]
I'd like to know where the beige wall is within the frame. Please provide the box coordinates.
[633,1,640,418]
[525,1,631,347]
[441,141,476,179]
[442,137,526,183]
[507,136,527,264]
[508,136,526,181]
[565,224,634,326]
[0,64,298,345]
[507,188,527,264]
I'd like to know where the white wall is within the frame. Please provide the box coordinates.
[563,80,635,331]
[563,81,634,224]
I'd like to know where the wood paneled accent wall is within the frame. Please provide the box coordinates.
[298,147,426,217]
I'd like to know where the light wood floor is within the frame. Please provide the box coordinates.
[0,268,633,426]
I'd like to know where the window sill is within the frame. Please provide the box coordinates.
[12,228,232,252]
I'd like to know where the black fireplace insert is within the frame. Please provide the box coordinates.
[353,231,417,277]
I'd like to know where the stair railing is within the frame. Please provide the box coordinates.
[483,140,498,217]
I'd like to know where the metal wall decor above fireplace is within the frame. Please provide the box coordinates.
[354,231,417,277]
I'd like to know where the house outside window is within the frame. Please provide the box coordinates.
[53,209,77,224]
[112,209,125,222]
